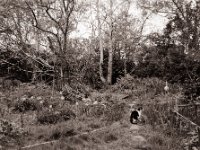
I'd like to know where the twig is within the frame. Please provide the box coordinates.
[173,110,200,128]
[21,140,58,149]
[1,59,54,74]
[178,103,200,107]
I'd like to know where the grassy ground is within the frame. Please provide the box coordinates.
[0,76,186,149]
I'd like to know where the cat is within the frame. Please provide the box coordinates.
[130,107,143,124]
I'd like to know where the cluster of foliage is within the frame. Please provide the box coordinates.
[104,103,126,123]
[37,109,76,125]
[14,99,38,112]
[112,75,175,96]
[49,128,77,140]
[0,120,26,148]
[143,100,198,150]
[131,44,200,101]
[0,49,52,82]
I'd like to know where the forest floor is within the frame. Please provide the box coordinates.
[20,92,152,150]
[21,119,151,150]
[0,77,186,149]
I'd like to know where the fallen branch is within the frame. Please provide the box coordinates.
[173,110,200,128]
[22,52,54,70]
[21,140,58,149]
[178,103,200,107]
[1,59,54,74]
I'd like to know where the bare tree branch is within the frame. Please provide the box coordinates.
[0,28,12,34]
[171,0,186,21]
[44,6,65,34]
[25,1,58,37]
[0,59,54,74]
[25,1,64,53]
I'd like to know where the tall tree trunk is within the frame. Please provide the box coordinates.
[32,8,40,83]
[194,12,199,51]
[107,0,113,84]
[97,0,106,83]
[123,43,127,76]
[60,66,64,90]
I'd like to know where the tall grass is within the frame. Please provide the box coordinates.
[111,75,184,150]
[0,75,187,149]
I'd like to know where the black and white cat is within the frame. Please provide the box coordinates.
[130,107,143,124]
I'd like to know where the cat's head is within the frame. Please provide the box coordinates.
[138,107,143,111]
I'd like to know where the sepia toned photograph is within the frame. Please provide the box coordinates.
[0,0,199,149]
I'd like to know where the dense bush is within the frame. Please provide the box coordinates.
[104,103,126,123]
[14,99,38,112]
[112,75,170,96]
[133,46,185,81]
[37,109,76,124]
[87,105,106,117]
[37,111,60,124]
[143,103,173,128]
[1,78,21,91]
[131,45,200,101]
[0,120,26,148]
[104,133,118,143]
[49,128,77,140]
[183,79,200,102]
[60,109,76,121]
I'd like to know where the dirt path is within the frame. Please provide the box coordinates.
[89,91,150,150]
[104,122,150,150]
[129,124,150,150]
[107,92,150,150]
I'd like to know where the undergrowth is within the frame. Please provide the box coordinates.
[0,75,189,149]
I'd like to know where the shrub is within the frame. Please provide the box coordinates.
[88,105,105,117]
[50,129,61,140]
[112,75,167,94]
[49,128,77,140]
[37,109,76,125]
[62,87,79,105]
[62,129,77,137]
[14,99,38,113]
[147,130,183,150]
[88,123,100,129]
[37,111,60,124]
[183,80,200,102]
[60,109,76,121]
[0,120,26,148]
[104,103,126,123]
[2,79,13,90]
[143,103,171,127]
[148,133,165,146]
[104,133,118,143]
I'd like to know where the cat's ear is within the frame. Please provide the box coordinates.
[138,107,143,111]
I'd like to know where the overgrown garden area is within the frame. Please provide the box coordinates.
[0,0,200,149]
